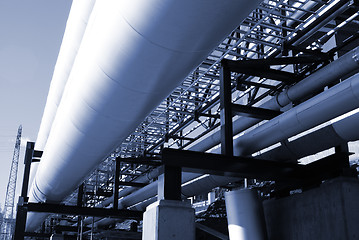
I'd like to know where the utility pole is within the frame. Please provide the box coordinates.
[1,125,22,240]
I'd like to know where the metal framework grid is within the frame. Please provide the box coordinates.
[117,0,357,158]
[65,0,359,207]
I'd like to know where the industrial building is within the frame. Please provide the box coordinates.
[8,0,359,239]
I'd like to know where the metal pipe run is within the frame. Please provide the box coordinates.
[189,46,359,152]
[27,0,261,231]
[35,0,96,150]
[235,72,359,156]
[28,0,96,193]
[225,189,267,240]
[258,110,359,161]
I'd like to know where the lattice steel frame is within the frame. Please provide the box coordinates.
[66,0,359,208]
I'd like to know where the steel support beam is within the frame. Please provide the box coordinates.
[162,148,298,180]
[230,56,330,67]
[157,165,182,201]
[220,60,233,156]
[13,198,27,240]
[25,202,143,220]
[231,104,282,120]
[14,141,35,240]
[114,158,120,210]
[23,232,52,238]
[224,59,299,83]
[117,182,147,188]
[117,156,162,166]
[161,148,351,182]
[21,142,35,199]
[77,184,84,239]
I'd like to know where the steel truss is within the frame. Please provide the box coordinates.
[66,0,359,218]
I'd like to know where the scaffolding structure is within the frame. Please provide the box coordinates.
[1,125,22,240]
[72,0,359,208]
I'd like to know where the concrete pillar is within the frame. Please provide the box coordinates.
[263,177,359,240]
[142,200,195,240]
[225,188,267,240]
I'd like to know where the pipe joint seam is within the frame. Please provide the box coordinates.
[276,87,292,108]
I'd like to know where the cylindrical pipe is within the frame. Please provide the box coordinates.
[189,46,359,152]
[235,72,359,156]
[259,110,359,161]
[29,0,96,193]
[30,0,260,203]
[27,0,261,230]
[225,189,267,240]
[35,0,96,150]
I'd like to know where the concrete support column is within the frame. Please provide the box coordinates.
[225,188,267,240]
[263,177,359,240]
[142,200,195,240]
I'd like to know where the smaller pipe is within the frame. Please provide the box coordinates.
[235,72,359,156]
[258,110,359,161]
[225,189,267,240]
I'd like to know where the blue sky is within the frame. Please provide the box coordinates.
[0,0,72,210]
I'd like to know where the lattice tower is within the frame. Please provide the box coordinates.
[1,125,22,240]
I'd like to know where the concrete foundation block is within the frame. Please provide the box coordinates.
[142,200,195,240]
[263,177,359,240]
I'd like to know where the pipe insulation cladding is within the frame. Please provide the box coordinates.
[235,72,359,156]
[225,189,267,240]
[258,111,359,161]
[35,0,96,151]
[28,0,96,195]
[27,0,262,231]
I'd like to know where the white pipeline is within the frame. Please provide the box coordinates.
[235,73,359,156]
[27,0,261,231]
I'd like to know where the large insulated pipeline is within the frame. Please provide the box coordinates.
[259,110,359,161]
[189,46,359,152]
[29,0,96,192]
[27,0,261,231]
[35,0,95,150]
